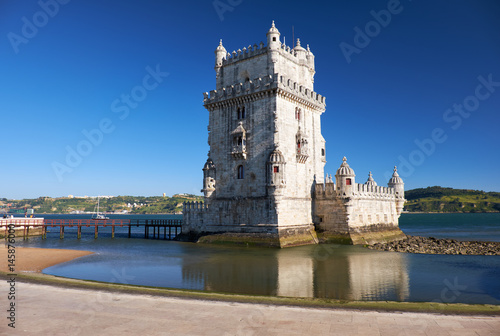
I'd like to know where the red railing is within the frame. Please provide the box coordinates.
[43,219,131,227]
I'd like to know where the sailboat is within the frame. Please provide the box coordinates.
[91,196,109,220]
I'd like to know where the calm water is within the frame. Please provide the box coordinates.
[12,213,500,304]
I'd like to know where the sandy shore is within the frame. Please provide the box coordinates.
[4,282,499,335]
[0,246,93,273]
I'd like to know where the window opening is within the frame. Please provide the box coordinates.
[237,165,244,179]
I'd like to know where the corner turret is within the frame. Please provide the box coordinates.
[202,158,216,200]
[306,44,316,82]
[387,166,404,197]
[267,147,286,195]
[214,40,226,86]
[266,21,281,50]
[215,39,226,69]
[335,157,356,196]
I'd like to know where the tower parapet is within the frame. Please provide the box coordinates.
[203,73,326,111]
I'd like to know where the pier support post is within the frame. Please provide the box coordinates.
[94,225,98,239]
[112,225,115,239]
[77,225,81,239]
[128,225,131,238]
[60,226,64,239]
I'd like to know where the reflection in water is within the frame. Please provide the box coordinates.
[276,249,313,298]
[346,251,409,301]
[181,245,409,301]
[182,247,279,296]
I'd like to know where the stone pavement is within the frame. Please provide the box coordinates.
[3,282,499,335]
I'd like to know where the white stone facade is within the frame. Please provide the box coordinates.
[314,159,405,244]
[183,22,405,246]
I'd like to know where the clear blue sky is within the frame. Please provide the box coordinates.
[1,0,499,199]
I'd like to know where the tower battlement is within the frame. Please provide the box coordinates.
[221,42,267,65]
[203,74,325,109]
[315,182,398,200]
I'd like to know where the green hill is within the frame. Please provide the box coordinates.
[0,194,203,215]
[404,186,500,213]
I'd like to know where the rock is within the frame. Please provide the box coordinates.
[367,235,500,256]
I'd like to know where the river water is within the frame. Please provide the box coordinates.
[12,213,500,305]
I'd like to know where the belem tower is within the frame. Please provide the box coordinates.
[182,22,406,247]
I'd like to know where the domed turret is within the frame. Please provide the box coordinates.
[266,21,281,50]
[365,171,377,187]
[202,158,216,199]
[336,156,355,176]
[293,38,307,61]
[335,157,355,196]
[267,147,286,192]
[388,166,404,198]
[215,39,226,68]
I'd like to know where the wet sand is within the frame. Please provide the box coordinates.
[4,282,499,335]
[0,246,93,273]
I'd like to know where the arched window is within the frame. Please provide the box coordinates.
[237,165,244,179]
[237,136,242,146]
[237,107,246,119]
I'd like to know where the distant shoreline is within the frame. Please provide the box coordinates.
[16,211,500,216]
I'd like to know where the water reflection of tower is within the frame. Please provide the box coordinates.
[347,251,409,301]
[313,248,409,301]
[276,249,314,298]
[181,249,279,296]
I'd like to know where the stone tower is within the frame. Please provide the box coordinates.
[183,22,327,247]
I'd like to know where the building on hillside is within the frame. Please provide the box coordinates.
[182,22,405,247]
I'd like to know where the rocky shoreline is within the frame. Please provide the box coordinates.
[367,236,500,255]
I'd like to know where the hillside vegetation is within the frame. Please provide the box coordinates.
[2,187,499,214]
[0,195,203,215]
[404,186,500,213]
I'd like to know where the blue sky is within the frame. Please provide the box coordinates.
[1,0,499,199]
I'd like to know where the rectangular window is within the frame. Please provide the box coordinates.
[273,166,279,173]
[346,178,352,185]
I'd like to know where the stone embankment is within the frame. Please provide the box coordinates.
[367,236,500,255]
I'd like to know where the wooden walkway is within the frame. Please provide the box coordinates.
[1,218,182,240]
